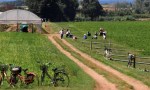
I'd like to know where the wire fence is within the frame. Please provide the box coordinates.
[81,40,150,71]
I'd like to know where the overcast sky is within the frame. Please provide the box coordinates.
[99,0,134,4]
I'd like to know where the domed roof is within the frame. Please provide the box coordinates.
[0,9,41,24]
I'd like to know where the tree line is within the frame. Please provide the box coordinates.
[0,0,150,21]
[24,0,104,21]
[134,0,150,14]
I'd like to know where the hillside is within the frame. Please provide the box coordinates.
[48,21,150,86]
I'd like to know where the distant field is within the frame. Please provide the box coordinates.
[53,21,150,56]
[0,32,94,89]
[49,21,150,86]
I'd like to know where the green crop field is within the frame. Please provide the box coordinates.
[0,32,94,89]
[48,21,150,86]
[52,21,150,56]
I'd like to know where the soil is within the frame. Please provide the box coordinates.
[47,34,150,90]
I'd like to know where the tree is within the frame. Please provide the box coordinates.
[81,0,104,20]
[143,0,150,14]
[133,0,145,14]
[115,2,133,16]
[39,0,63,21]
[15,0,25,6]
[25,0,78,21]
[62,0,79,21]
[25,0,41,15]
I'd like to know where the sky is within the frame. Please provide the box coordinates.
[99,0,134,4]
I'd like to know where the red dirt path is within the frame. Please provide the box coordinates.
[48,34,150,90]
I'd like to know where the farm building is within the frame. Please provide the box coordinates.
[0,12,2,15]
[0,9,41,24]
[0,9,42,32]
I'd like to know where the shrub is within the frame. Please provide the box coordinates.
[133,14,150,18]
[126,16,135,21]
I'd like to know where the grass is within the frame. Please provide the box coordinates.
[53,36,133,90]
[53,21,150,55]
[48,21,150,86]
[0,32,94,89]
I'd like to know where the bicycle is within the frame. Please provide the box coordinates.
[0,63,9,85]
[8,66,39,87]
[36,61,69,87]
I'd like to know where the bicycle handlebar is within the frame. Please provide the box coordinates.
[36,60,51,66]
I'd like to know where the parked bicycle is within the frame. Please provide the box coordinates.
[8,65,39,87]
[0,63,9,85]
[36,61,69,87]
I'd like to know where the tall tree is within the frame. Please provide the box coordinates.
[114,2,133,16]
[25,0,41,15]
[133,0,145,14]
[81,0,104,20]
[25,0,78,21]
[39,0,63,21]
[62,0,79,21]
[143,0,150,14]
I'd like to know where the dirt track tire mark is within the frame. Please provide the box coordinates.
[53,34,150,90]
[48,34,117,90]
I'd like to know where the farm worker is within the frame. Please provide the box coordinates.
[104,47,112,60]
[59,29,64,39]
[92,31,98,39]
[99,28,104,36]
[83,34,87,39]
[66,29,70,38]
[103,31,106,40]
[127,53,135,67]
[95,31,98,36]
[73,36,77,40]
[87,31,91,36]
[92,35,97,39]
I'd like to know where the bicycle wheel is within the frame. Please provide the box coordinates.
[8,75,19,87]
[53,72,69,87]
[26,74,39,86]
[0,75,2,85]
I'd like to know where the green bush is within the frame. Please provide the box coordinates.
[75,16,135,21]
[133,14,150,18]
[113,17,121,21]
[75,16,91,21]
[126,16,135,21]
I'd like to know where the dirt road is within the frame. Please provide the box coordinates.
[48,34,150,90]
[48,34,117,90]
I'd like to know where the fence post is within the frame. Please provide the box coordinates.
[109,40,111,49]
[90,41,92,50]
[133,56,136,68]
